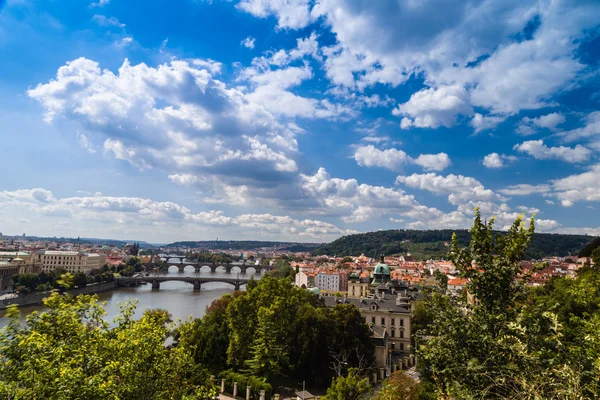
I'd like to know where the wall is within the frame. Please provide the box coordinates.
[0,281,117,310]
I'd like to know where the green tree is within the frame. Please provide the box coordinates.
[54,272,75,292]
[73,272,88,288]
[0,293,214,399]
[374,371,418,400]
[244,305,286,380]
[323,368,371,400]
[592,247,600,269]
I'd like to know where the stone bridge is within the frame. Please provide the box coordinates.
[116,276,252,291]
[144,260,274,274]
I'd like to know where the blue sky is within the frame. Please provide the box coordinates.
[0,0,599,243]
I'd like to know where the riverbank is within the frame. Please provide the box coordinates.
[0,281,118,310]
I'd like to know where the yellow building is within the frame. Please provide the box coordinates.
[37,251,106,274]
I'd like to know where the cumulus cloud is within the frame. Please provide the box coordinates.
[393,85,472,129]
[236,0,312,29]
[0,188,355,241]
[241,0,599,124]
[353,145,451,172]
[482,153,516,168]
[559,111,600,148]
[241,36,256,49]
[470,113,506,133]
[396,172,505,205]
[552,164,600,206]
[517,112,565,135]
[300,168,417,222]
[513,140,591,163]
[28,57,304,202]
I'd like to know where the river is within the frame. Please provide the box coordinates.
[0,265,261,328]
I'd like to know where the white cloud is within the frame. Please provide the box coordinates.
[300,168,417,222]
[551,164,600,205]
[482,153,516,169]
[499,184,551,196]
[90,0,109,7]
[393,85,472,129]
[241,36,255,49]
[396,172,505,205]
[470,113,506,133]
[77,131,97,154]
[236,0,312,30]
[517,112,565,135]
[242,0,599,125]
[412,153,452,171]
[513,140,591,163]
[168,174,200,186]
[353,145,451,172]
[0,188,355,241]
[559,111,600,146]
[114,37,133,48]
[92,15,125,28]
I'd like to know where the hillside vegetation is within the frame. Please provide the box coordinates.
[312,229,596,260]
[166,240,322,252]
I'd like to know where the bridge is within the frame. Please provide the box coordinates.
[145,258,274,275]
[115,276,252,291]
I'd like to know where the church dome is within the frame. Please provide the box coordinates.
[373,262,390,276]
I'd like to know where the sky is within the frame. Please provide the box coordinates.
[0,0,599,244]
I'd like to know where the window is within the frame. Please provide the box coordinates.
[371,317,375,324]
[391,342,395,350]
[381,317,385,326]
[400,343,404,351]
[400,331,404,338]
[391,318,395,326]
[391,329,395,338]
[400,319,404,327]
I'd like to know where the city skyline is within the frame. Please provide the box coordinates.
[1,0,600,243]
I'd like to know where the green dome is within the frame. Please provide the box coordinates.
[309,287,321,295]
[349,272,359,279]
[373,262,390,276]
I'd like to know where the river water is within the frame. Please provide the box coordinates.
[0,264,261,328]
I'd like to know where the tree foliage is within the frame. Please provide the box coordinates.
[323,368,371,400]
[416,210,600,399]
[0,293,214,399]
[185,275,374,388]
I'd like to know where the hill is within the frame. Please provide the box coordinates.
[164,240,322,253]
[311,229,596,260]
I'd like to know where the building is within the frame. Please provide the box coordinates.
[295,269,316,288]
[37,251,106,274]
[348,272,370,298]
[0,252,42,290]
[315,269,348,292]
[323,290,414,380]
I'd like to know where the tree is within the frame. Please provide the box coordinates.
[432,269,447,292]
[592,247,600,269]
[244,306,286,380]
[374,371,418,400]
[323,368,371,400]
[73,272,88,288]
[0,293,215,399]
[54,272,74,292]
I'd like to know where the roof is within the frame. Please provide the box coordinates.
[373,262,391,275]
[43,251,79,255]
[321,295,411,314]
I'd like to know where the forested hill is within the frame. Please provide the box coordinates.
[312,230,596,260]
[165,240,322,252]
